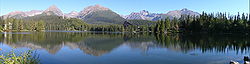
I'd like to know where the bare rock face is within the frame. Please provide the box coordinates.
[2,5,62,18]
[43,5,63,16]
[65,11,79,18]
[77,4,125,24]
[3,11,26,19]
[25,10,43,16]
[2,5,200,24]
[2,4,125,24]
[166,8,200,18]
[78,4,110,17]
[124,10,161,21]
[124,8,200,21]
[3,10,43,19]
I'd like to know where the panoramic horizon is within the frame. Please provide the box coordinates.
[0,0,249,16]
[1,0,250,64]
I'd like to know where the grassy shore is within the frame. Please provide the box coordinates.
[0,49,40,64]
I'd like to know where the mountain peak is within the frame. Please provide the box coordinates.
[46,5,60,11]
[78,4,109,17]
[166,8,200,18]
[139,10,150,16]
[44,5,63,16]
[93,4,102,7]
[85,4,110,11]
[140,10,149,14]
[125,8,200,21]
[181,8,189,11]
[65,11,79,18]
[3,10,43,19]
[49,5,57,8]
[69,11,78,14]
[125,10,161,21]
[8,11,24,14]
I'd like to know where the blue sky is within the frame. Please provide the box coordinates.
[0,0,249,15]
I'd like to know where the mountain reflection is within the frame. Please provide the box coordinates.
[155,34,250,54]
[0,32,250,56]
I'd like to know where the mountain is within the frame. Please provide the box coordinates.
[1,5,64,19]
[2,4,125,25]
[65,11,79,18]
[124,8,200,21]
[166,8,200,18]
[2,10,43,19]
[43,5,63,16]
[124,10,162,21]
[78,4,109,17]
[25,10,43,16]
[1,5,200,24]
[77,4,126,24]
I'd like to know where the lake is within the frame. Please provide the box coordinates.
[0,31,249,64]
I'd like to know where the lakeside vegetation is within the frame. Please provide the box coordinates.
[0,50,40,64]
[0,12,249,34]
[155,12,250,33]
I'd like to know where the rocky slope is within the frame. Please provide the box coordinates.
[77,4,126,24]
[124,10,162,21]
[2,5,200,23]
[2,10,43,19]
[166,8,200,18]
[43,5,63,16]
[65,11,79,18]
[124,8,200,21]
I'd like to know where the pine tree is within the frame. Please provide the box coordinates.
[37,20,45,31]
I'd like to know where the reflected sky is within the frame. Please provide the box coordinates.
[0,32,249,64]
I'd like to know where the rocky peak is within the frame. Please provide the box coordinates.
[166,8,200,18]
[78,4,109,17]
[91,4,109,10]
[45,5,60,11]
[67,11,78,15]
[140,10,149,15]
[65,11,79,18]
[7,11,24,15]
[140,10,149,13]
[124,10,161,21]
[181,8,188,11]
[25,10,43,16]
[3,10,43,19]
[69,11,78,14]
[83,4,109,12]
[2,11,26,19]
[44,5,63,16]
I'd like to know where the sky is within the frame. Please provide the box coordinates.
[0,0,249,16]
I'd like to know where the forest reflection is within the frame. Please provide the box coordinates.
[0,32,249,56]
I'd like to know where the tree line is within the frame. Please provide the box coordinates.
[0,18,45,31]
[154,12,250,34]
[0,12,249,34]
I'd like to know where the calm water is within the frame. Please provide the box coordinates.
[0,31,249,64]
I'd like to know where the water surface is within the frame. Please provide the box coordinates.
[0,32,249,64]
